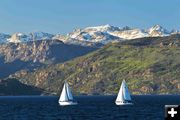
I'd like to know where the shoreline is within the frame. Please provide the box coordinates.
[0,94,179,97]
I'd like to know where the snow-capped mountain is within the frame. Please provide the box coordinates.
[84,24,121,32]
[0,25,179,46]
[147,25,170,37]
[64,24,176,45]
[7,32,54,43]
[109,28,149,39]
[67,24,121,44]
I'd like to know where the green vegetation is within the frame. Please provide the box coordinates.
[11,35,180,95]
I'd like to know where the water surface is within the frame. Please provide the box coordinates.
[0,95,179,120]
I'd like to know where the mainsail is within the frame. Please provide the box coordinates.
[59,82,74,102]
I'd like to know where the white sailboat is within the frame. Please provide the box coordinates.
[59,82,77,106]
[115,79,133,105]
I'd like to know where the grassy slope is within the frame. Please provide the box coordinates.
[13,35,180,95]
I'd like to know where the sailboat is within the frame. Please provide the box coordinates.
[59,82,77,106]
[115,79,133,105]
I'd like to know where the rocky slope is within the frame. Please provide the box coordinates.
[0,79,42,95]
[10,34,180,95]
[0,40,96,78]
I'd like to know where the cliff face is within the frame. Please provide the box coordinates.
[11,35,180,95]
[0,40,96,78]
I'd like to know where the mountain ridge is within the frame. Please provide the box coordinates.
[0,25,179,46]
[9,35,180,95]
[0,40,96,78]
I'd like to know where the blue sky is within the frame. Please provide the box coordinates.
[0,0,180,34]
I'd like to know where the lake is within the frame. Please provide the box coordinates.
[0,95,179,120]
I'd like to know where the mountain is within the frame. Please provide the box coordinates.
[0,25,179,95]
[0,25,178,46]
[56,24,177,44]
[147,25,170,37]
[0,40,97,78]
[7,32,54,43]
[10,34,180,95]
[66,24,121,44]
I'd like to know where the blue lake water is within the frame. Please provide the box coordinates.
[0,95,179,120]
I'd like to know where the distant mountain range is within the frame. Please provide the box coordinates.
[0,25,179,46]
[0,25,180,95]
[9,34,180,95]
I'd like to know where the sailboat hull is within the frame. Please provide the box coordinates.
[59,101,78,106]
[115,101,133,105]
[59,82,77,106]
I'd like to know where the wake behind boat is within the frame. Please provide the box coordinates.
[115,79,133,105]
[59,82,77,106]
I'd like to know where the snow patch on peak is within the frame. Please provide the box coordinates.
[7,33,29,43]
[110,28,149,40]
[7,32,54,43]
[148,25,169,37]
[67,24,122,44]
[85,24,120,32]
[151,25,162,30]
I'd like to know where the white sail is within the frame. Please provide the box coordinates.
[59,83,69,102]
[66,83,74,101]
[122,80,131,101]
[115,79,132,105]
[116,81,125,102]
